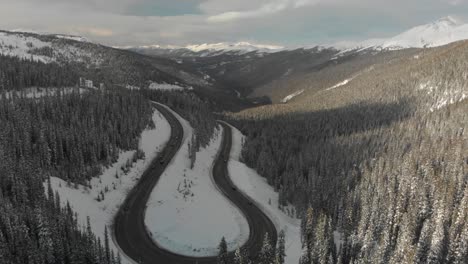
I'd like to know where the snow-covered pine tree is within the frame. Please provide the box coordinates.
[259,232,275,264]
[276,230,286,264]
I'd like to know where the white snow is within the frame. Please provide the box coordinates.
[0,31,52,62]
[332,16,468,51]
[148,82,193,91]
[224,123,302,264]
[125,84,141,91]
[0,31,102,64]
[145,105,249,257]
[326,79,352,91]
[418,80,467,112]
[185,42,284,53]
[45,107,171,264]
[281,89,304,103]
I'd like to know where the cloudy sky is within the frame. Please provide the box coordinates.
[0,0,467,47]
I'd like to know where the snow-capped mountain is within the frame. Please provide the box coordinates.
[184,42,284,53]
[336,16,468,51]
[126,42,284,57]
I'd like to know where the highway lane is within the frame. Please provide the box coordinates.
[113,103,277,264]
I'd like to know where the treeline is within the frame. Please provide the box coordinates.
[228,42,468,263]
[0,54,78,90]
[141,89,217,166]
[232,95,467,264]
[217,231,286,264]
[0,89,154,263]
[1,90,153,184]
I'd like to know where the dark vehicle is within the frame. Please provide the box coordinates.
[159,158,164,164]
[232,187,237,191]
[248,201,253,205]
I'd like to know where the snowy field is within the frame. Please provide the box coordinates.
[46,107,171,264]
[225,123,303,264]
[145,105,249,257]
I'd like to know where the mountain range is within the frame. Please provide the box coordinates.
[129,16,468,56]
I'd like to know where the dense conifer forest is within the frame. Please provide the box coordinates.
[227,42,468,263]
[0,90,154,263]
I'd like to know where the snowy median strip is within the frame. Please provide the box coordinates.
[144,105,249,257]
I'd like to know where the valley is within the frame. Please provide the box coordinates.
[0,13,467,264]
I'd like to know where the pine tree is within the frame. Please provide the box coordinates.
[259,232,274,264]
[234,247,247,264]
[104,226,110,264]
[276,230,286,264]
[217,237,229,264]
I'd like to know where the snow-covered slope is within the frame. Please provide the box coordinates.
[380,16,468,49]
[145,105,249,257]
[0,31,101,64]
[335,16,468,51]
[225,123,302,264]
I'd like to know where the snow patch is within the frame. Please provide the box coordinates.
[326,79,352,91]
[148,82,193,91]
[281,89,304,103]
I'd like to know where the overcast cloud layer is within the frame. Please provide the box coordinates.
[0,0,467,47]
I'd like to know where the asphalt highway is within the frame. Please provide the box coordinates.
[113,103,277,264]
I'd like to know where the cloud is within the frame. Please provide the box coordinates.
[207,0,318,22]
[75,27,114,37]
[1,0,468,46]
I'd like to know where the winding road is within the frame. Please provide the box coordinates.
[114,103,277,264]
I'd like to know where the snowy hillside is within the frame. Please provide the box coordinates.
[145,105,249,257]
[225,123,302,264]
[0,31,102,64]
[46,108,171,264]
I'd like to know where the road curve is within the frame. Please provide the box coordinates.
[113,103,277,264]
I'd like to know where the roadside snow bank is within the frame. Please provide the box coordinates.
[145,106,249,257]
[226,123,302,264]
[46,108,171,264]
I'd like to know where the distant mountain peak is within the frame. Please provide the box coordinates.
[334,16,468,52]
[432,16,461,27]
